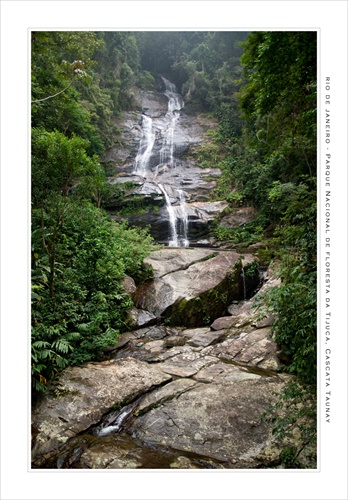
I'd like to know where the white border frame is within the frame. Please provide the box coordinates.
[1,2,347,499]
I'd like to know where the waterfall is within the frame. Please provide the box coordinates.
[162,77,184,113]
[178,190,189,247]
[160,113,180,168]
[160,77,184,168]
[134,114,155,176]
[157,185,189,248]
[132,77,190,247]
[158,184,179,246]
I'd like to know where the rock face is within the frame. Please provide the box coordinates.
[30,262,316,470]
[134,248,259,326]
[219,206,257,228]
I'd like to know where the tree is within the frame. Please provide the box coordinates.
[32,128,101,204]
[31,31,120,155]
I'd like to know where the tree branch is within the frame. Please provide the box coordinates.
[31,80,74,104]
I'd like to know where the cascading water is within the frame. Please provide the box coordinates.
[178,190,189,247]
[162,76,184,113]
[160,113,180,168]
[158,184,179,246]
[159,77,184,168]
[134,114,156,176]
[133,77,189,247]
[95,401,137,437]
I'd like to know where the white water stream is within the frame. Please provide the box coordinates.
[178,189,189,247]
[158,184,179,246]
[134,114,156,176]
[162,76,184,113]
[160,77,184,168]
[96,403,136,437]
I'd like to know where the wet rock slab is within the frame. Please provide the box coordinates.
[192,361,262,383]
[31,358,172,466]
[143,247,217,277]
[184,328,226,347]
[129,377,286,467]
[159,351,218,378]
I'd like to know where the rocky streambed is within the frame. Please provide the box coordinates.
[31,247,305,470]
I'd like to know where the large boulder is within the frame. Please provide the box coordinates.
[134,248,259,327]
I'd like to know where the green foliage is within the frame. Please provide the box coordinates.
[213,216,267,245]
[194,142,221,169]
[208,31,317,219]
[255,247,274,267]
[136,70,156,90]
[32,128,101,204]
[265,275,316,384]
[31,31,106,155]
[31,198,155,390]
[261,380,317,468]
[259,195,317,386]
[243,261,259,279]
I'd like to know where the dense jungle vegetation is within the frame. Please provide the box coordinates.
[31,32,317,455]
